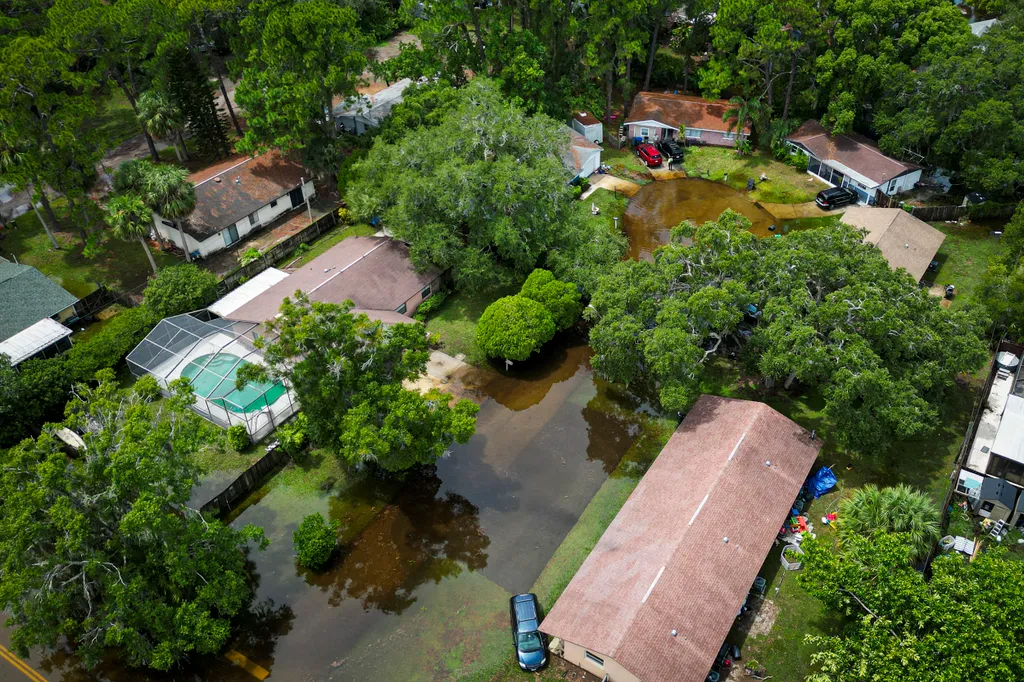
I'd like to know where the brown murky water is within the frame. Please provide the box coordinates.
[624,178,778,260]
[2,335,660,682]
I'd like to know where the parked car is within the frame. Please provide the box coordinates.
[814,187,859,209]
[656,138,685,163]
[635,142,663,167]
[509,593,547,671]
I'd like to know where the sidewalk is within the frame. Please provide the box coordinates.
[581,173,643,200]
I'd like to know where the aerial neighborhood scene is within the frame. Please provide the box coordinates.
[4,0,1024,680]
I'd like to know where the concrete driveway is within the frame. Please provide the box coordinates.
[581,173,642,199]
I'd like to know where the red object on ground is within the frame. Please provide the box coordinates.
[635,143,663,167]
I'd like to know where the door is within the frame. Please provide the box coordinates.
[223,224,239,247]
[289,185,305,209]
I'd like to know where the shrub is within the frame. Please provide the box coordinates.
[293,512,340,569]
[238,247,262,265]
[143,264,219,318]
[792,153,808,173]
[65,306,156,381]
[226,424,250,450]
[520,269,583,331]
[276,413,308,457]
[336,207,351,224]
[476,295,556,361]
[412,288,449,321]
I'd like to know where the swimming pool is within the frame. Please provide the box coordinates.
[180,353,287,414]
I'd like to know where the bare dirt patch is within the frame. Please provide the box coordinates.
[747,598,781,638]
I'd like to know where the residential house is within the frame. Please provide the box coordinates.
[958,347,1024,527]
[333,79,414,135]
[624,92,749,148]
[570,111,603,145]
[785,120,922,204]
[0,260,78,366]
[841,207,946,281]
[151,151,315,259]
[224,236,443,325]
[540,395,822,682]
[562,127,603,182]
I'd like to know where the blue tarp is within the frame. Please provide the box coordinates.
[807,466,837,499]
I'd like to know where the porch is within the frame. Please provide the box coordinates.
[803,155,875,205]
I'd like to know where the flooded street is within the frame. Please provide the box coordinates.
[624,177,778,260]
[1,336,658,682]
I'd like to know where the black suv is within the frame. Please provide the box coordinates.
[815,186,858,209]
[509,594,547,671]
[657,138,685,163]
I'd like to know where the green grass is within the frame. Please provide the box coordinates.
[2,203,180,294]
[683,147,827,204]
[279,223,377,269]
[580,187,628,235]
[780,215,842,233]
[602,148,654,184]
[424,286,517,367]
[928,222,1005,309]
[88,88,143,154]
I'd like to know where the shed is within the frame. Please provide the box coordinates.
[0,317,73,366]
[540,395,821,682]
[562,127,602,182]
[571,112,603,144]
[333,78,414,135]
[0,260,79,347]
[977,475,1021,523]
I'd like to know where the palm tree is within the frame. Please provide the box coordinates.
[838,484,941,561]
[112,158,154,195]
[145,165,197,263]
[722,95,763,152]
[105,193,158,274]
[137,92,189,163]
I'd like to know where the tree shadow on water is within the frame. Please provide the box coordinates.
[297,469,489,615]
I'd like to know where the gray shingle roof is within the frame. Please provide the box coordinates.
[0,261,79,342]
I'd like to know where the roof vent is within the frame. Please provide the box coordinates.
[213,177,222,183]
[671,630,677,637]
[905,243,909,248]
[234,176,241,184]
[765,460,771,467]
[723,536,729,543]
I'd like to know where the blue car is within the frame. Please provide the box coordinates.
[510,593,547,671]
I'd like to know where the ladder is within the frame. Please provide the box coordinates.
[990,519,1007,539]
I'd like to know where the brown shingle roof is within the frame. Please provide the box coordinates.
[573,111,602,127]
[841,207,946,281]
[185,151,308,239]
[540,395,821,682]
[226,237,440,324]
[786,120,919,187]
[625,92,749,134]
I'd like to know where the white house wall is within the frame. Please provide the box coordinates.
[152,179,315,258]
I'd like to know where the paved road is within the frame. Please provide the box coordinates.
[0,642,46,682]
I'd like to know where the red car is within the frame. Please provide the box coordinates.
[635,142,662,167]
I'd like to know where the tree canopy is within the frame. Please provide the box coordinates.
[588,211,988,453]
[977,203,1024,339]
[142,263,220,317]
[348,78,624,293]
[476,295,558,362]
[799,532,1024,681]
[238,295,479,472]
[837,484,941,561]
[0,372,265,670]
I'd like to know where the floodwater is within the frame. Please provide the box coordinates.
[1,334,658,682]
[624,177,778,260]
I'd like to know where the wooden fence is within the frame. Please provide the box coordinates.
[873,191,1017,223]
[217,209,340,294]
[200,445,289,517]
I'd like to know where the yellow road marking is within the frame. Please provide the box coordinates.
[224,649,270,680]
[0,644,47,682]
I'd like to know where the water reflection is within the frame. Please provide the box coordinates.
[624,177,776,260]
[301,469,488,615]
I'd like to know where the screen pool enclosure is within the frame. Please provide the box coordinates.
[127,310,297,442]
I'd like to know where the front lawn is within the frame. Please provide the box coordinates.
[683,147,827,204]
[928,222,1004,309]
[580,187,628,236]
[602,147,654,184]
[2,203,180,295]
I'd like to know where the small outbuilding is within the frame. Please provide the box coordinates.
[841,207,946,282]
[570,111,603,145]
[0,260,79,365]
[562,126,603,182]
[333,78,414,135]
[540,395,821,682]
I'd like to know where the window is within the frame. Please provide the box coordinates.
[584,652,604,667]
[722,132,736,140]
[986,455,1024,487]
[420,285,432,298]
[981,501,995,513]
[887,179,897,193]
[685,128,702,139]
[396,303,407,314]
[270,199,278,208]
[639,127,650,139]
[249,211,260,227]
